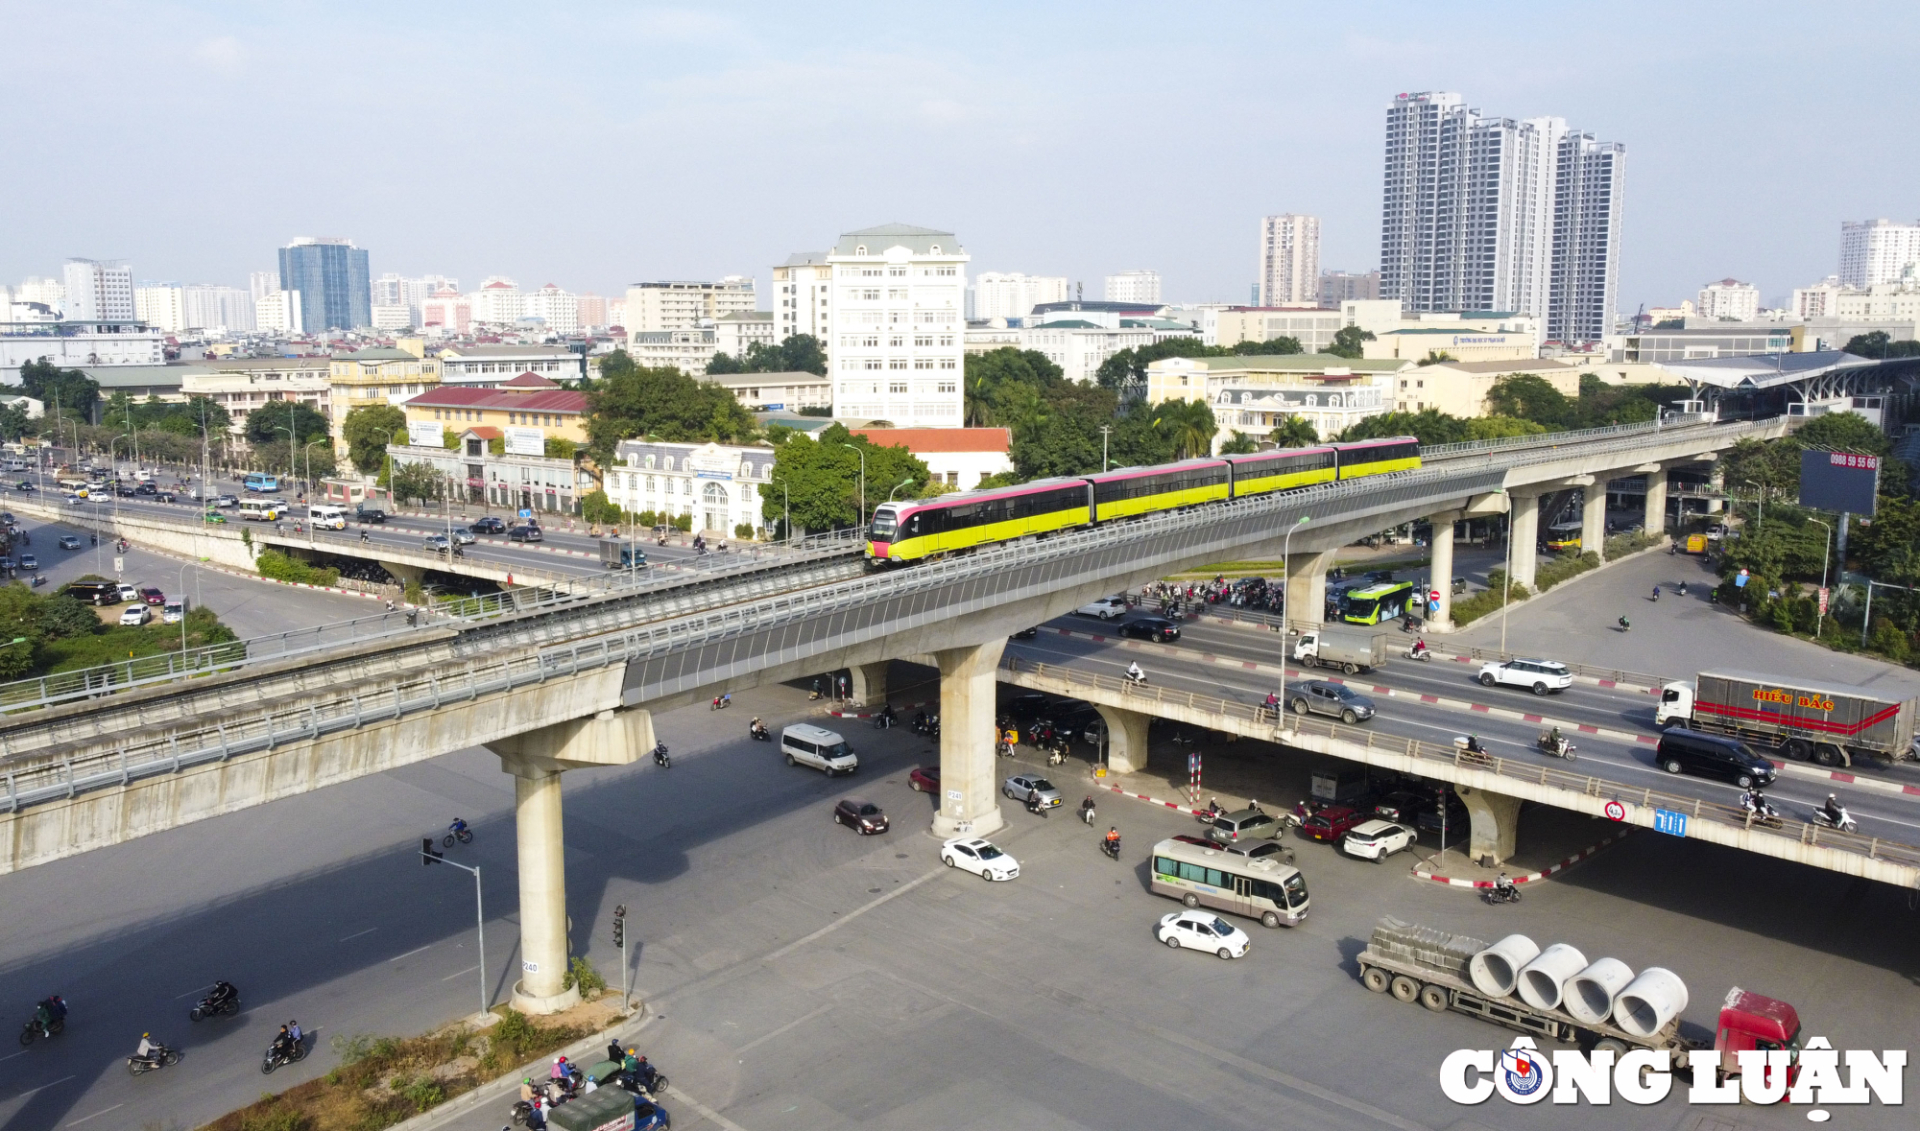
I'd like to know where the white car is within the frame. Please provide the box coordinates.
[1477,658,1573,696]
[940,837,1019,881]
[119,605,151,626]
[1075,596,1127,620]
[1342,819,1417,863]
[1156,911,1250,959]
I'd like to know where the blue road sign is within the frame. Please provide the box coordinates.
[518,509,533,519]
[1652,808,1688,837]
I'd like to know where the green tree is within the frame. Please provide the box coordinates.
[17,360,99,420]
[1853,494,1920,585]
[1093,337,1223,390]
[1485,373,1576,427]
[708,334,829,376]
[1843,330,1920,359]
[0,401,33,442]
[761,424,929,531]
[389,460,445,506]
[1336,409,1469,445]
[585,350,756,465]
[250,439,338,480]
[1218,430,1258,454]
[1325,326,1375,360]
[1229,336,1304,356]
[1269,415,1319,448]
[338,404,406,473]
[1465,415,1549,440]
[246,400,331,448]
[1417,351,1457,366]
[1152,398,1218,459]
[963,348,1066,427]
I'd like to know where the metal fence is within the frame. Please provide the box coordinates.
[1001,657,1920,873]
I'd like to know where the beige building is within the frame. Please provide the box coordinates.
[327,339,441,452]
[180,370,332,446]
[1363,326,1536,364]
[629,329,719,375]
[1146,354,1407,449]
[437,344,581,387]
[624,278,757,334]
[714,310,776,360]
[1390,357,1581,416]
[704,369,832,412]
[1214,306,1343,353]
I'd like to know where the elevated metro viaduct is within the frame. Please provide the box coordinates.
[0,418,1789,1013]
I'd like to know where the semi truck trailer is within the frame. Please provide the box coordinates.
[1656,669,1917,767]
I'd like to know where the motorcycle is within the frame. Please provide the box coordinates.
[1046,740,1068,767]
[1535,731,1577,760]
[873,709,896,730]
[444,818,474,847]
[1100,836,1122,860]
[652,742,671,769]
[1124,670,1147,688]
[1677,581,1688,597]
[128,1044,182,1075]
[1811,806,1858,834]
[1195,801,1225,826]
[18,1015,63,1046]
[261,1036,308,1074]
[1739,795,1784,829]
[996,738,1015,758]
[1079,801,1096,826]
[190,992,240,1022]
[1482,884,1522,906]
[1403,644,1432,662]
[749,722,771,742]
[710,694,731,711]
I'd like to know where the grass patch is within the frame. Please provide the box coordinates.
[1533,550,1600,591]
[255,550,340,587]
[1450,568,1531,626]
[1604,529,1664,559]
[200,1008,594,1131]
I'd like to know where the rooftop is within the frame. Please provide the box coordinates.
[1420,358,1576,375]
[715,311,774,323]
[438,344,577,358]
[499,372,562,389]
[832,223,961,257]
[781,252,829,267]
[332,346,419,362]
[1032,300,1165,316]
[851,427,1012,454]
[701,369,829,389]
[1148,353,1408,374]
[405,384,588,413]
[1656,350,1877,390]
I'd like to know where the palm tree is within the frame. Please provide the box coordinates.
[1154,399,1218,460]
[1269,415,1318,448]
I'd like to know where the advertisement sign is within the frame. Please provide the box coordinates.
[1799,450,1879,515]
[406,421,443,448]
[504,427,545,456]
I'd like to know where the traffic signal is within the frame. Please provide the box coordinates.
[613,905,627,947]
[421,838,442,865]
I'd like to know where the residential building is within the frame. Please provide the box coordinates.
[1792,278,1843,320]
[714,310,776,360]
[1147,355,1405,448]
[16,276,67,311]
[1839,219,1920,288]
[1104,270,1161,304]
[181,285,255,334]
[327,340,440,451]
[607,439,776,536]
[371,304,414,330]
[625,278,757,334]
[402,372,589,447]
[1547,132,1625,344]
[1017,320,1157,384]
[972,272,1069,321]
[134,284,185,333]
[629,329,719,375]
[606,297,626,329]
[1389,357,1579,416]
[704,370,831,412]
[772,253,832,346]
[826,223,967,426]
[1318,269,1381,306]
[1381,92,1473,315]
[849,427,1012,490]
[962,321,1022,355]
[2,322,163,369]
[255,290,304,334]
[420,289,470,336]
[1829,282,1920,323]
[471,277,524,326]
[279,237,371,332]
[1258,215,1320,306]
[1645,300,1694,324]
[1025,299,1168,327]
[1215,307,1344,353]
[1697,278,1760,322]
[438,345,583,387]
[249,270,281,303]
[180,367,332,445]
[1463,116,1563,319]
[1364,324,1536,364]
[576,293,609,329]
[63,259,134,322]
[523,284,579,335]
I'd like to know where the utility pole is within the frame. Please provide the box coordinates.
[612,905,630,1013]
[1100,425,1113,472]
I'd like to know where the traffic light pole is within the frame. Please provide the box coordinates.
[613,905,630,1014]
[423,842,489,1019]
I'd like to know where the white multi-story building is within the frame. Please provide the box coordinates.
[772,253,832,346]
[1840,220,1920,289]
[523,284,580,335]
[1104,270,1161,304]
[1257,216,1320,306]
[249,270,281,304]
[15,276,66,311]
[371,305,415,330]
[1462,117,1563,319]
[607,297,626,329]
[64,259,134,322]
[437,344,582,386]
[625,278,757,334]
[1792,277,1843,320]
[972,272,1069,320]
[826,223,967,427]
[471,277,524,325]
[1546,131,1624,345]
[178,285,255,334]
[714,310,775,360]
[607,439,777,536]
[255,290,304,334]
[629,329,719,375]
[1017,320,1157,385]
[134,283,185,332]
[1697,278,1760,322]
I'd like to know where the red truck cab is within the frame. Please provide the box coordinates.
[1298,805,1366,843]
[1710,987,1802,1085]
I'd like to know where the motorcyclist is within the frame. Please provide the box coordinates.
[631,1054,660,1092]
[448,817,469,840]
[1464,734,1485,755]
[1494,872,1516,900]
[1822,793,1846,825]
[1410,637,1428,657]
[287,1019,302,1047]
[1103,826,1121,853]
[1079,795,1096,819]
[1126,661,1145,683]
[1652,585,1661,601]
[271,1025,294,1061]
[1618,615,1631,632]
[31,999,53,1037]
[136,1032,160,1063]
[207,981,237,1010]
[1002,724,1018,753]
[48,995,66,1023]
[1677,581,1688,596]
[879,704,896,728]
[750,717,768,739]
[1546,726,1564,753]
[1025,787,1043,816]
[1263,690,1279,718]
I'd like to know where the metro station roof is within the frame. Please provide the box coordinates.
[1656,350,1876,390]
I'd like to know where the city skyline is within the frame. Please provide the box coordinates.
[4,3,1918,315]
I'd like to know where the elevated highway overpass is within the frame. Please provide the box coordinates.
[0,415,1795,1012]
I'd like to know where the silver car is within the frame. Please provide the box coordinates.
[1002,774,1062,808]
[1286,680,1377,724]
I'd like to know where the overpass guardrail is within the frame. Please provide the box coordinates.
[1001,656,1920,874]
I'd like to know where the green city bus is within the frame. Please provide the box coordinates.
[1150,837,1310,929]
[1341,580,1414,626]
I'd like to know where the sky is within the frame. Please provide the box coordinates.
[5,1,1918,314]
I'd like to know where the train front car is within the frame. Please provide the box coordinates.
[866,503,904,562]
[1332,436,1421,481]
[867,479,1093,564]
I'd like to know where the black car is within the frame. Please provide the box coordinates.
[1118,616,1179,643]
[1656,728,1777,788]
[470,516,506,535]
[135,483,157,495]
[1009,626,1038,640]
[507,524,543,543]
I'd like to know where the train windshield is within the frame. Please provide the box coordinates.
[869,508,898,540]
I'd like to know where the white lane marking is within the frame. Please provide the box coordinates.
[440,965,480,982]
[4,1075,74,1101]
[389,945,432,962]
[174,983,215,999]
[66,1103,123,1126]
[663,1084,752,1131]
[339,927,378,942]
[733,1003,833,1056]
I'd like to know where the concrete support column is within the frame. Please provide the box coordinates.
[1707,466,1725,514]
[1644,468,1669,537]
[847,661,890,708]
[1282,549,1338,633]
[1426,511,1458,631]
[1507,491,1540,589]
[1456,784,1522,866]
[1581,482,1610,562]
[930,638,1007,839]
[488,708,652,1015]
[1092,704,1152,774]
[379,561,426,588]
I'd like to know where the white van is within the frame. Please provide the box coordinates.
[309,504,348,531]
[780,723,858,776]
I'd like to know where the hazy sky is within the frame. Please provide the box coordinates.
[5,1,1917,313]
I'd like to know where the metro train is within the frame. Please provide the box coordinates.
[864,436,1421,564]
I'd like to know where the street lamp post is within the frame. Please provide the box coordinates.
[1809,517,1833,639]
[1100,425,1113,473]
[886,477,915,504]
[839,442,865,530]
[1499,489,1514,656]
[419,849,490,1019]
[273,426,311,546]
[1278,514,1311,661]
[176,560,195,654]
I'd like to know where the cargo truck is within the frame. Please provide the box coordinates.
[598,538,648,570]
[1656,669,1918,767]
[1357,917,1802,1084]
[1291,625,1389,674]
